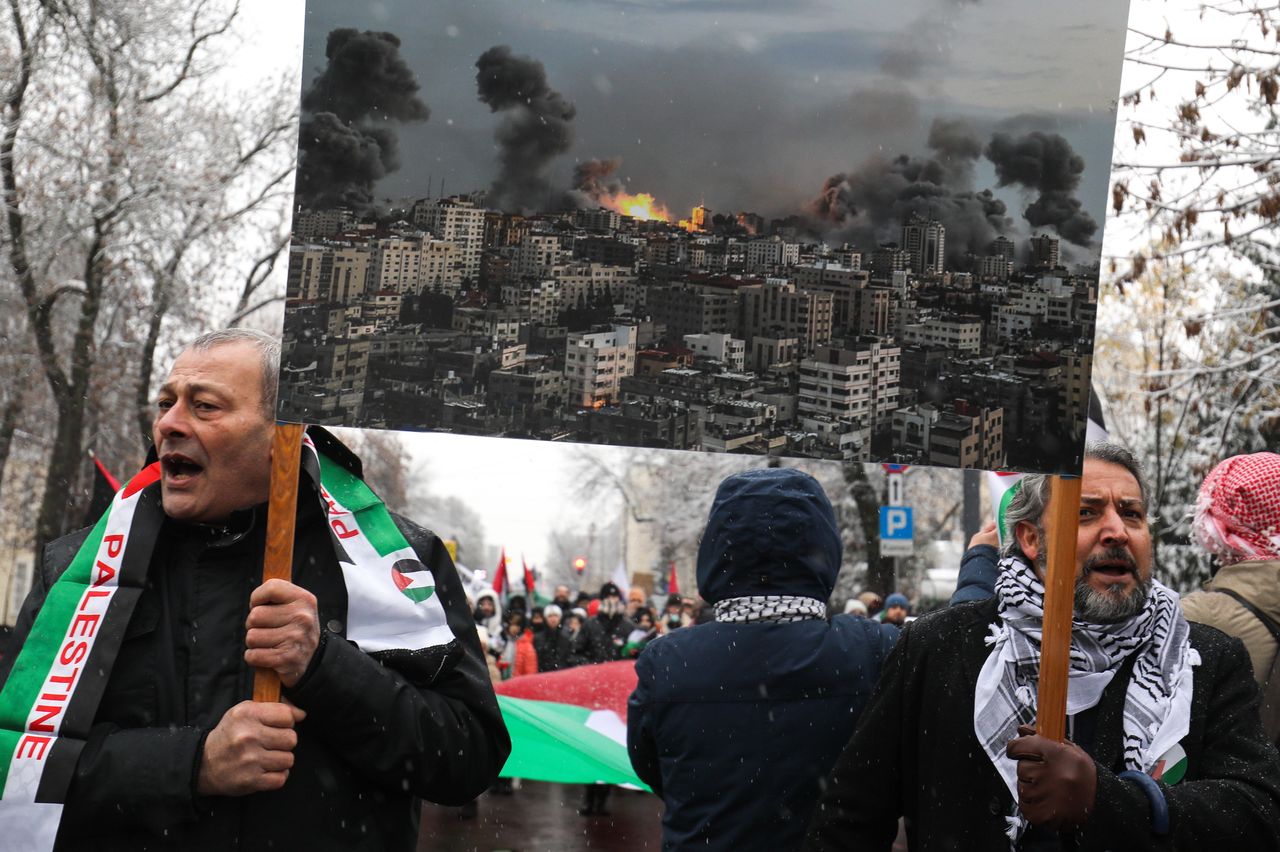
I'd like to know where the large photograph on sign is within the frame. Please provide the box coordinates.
[279,0,1129,474]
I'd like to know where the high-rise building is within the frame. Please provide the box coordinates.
[647,282,741,341]
[287,245,371,304]
[870,243,911,280]
[1029,233,1061,269]
[740,281,834,357]
[565,325,637,407]
[371,237,424,294]
[414,197,486,282]
[901,214,946,275]
[797,340,901,431]
[990,235,1016,261]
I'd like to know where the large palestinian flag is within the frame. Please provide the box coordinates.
[494,661,649,790]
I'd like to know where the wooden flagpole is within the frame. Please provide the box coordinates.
[1036,474,1083,742]
[253,422,306,704]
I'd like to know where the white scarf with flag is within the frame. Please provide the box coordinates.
[973,555,1196,846]
[0,428,455,850]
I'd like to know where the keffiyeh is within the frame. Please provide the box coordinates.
[713,595,827,623]
[1192,452,1280,566]
[973,555,1197,845]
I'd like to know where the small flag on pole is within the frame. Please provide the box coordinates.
[522,556,536,598]
[667,561,680,597]
[493,548,509,599]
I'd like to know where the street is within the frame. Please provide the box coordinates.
[419,782,663,851]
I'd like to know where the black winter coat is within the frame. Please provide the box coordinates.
[804,597,1280,851]
[628,468,898,851]
[6,469,509,851]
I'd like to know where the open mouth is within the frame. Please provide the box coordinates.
[161,453,205,483]
[1084,551,1137,580]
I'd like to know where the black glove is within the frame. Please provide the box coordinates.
[1006,723,1097,828]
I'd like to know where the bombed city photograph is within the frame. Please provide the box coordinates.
[280,0,1129,474]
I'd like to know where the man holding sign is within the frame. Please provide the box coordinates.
[0,329,509,850]
[805,443,1280,850]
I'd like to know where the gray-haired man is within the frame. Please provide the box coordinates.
[806,442,1280,851]
[3,329,509,850]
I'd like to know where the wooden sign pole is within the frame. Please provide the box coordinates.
[1036,475,1083,742]
[253,422,306,704]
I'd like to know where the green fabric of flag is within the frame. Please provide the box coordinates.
[496,696,649,790]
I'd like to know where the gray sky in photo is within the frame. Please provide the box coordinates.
[299,0,1129,258]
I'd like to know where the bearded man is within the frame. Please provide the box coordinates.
[0,329,509,850]
[805,442,1280,851]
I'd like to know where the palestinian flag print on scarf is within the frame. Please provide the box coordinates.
[0,463,162,851]
[0,430,455,850]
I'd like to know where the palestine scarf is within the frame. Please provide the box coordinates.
[713,595,827,623]
[973,555,1197,845]
[0,429,456,851]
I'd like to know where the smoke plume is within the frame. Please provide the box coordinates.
[570,157,626,207]
[475,45,577,213]
[807,119,1097,260]
[807,118,1010,264]
[985,130,1097,246]
[296,29,429,210]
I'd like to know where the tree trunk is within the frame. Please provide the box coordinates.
[36,222,105,552]
[0,387,22,506]
[844,461,893,595]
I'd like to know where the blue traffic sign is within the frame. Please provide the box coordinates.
[879,507,913,540]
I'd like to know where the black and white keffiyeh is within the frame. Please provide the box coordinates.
[713,595,827,623]
[973,555,1198,845]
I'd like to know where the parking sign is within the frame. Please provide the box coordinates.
[879,506,914,557]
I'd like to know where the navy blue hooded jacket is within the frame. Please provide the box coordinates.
[627,468,898,851]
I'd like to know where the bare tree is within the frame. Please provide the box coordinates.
[0,0,297,558]
[1099,0,1280,590]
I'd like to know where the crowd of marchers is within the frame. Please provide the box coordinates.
[470,583,706,682]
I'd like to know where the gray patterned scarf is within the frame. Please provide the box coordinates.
[713,595,827,623]
[973,555,1197,845]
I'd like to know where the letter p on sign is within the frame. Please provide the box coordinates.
[879,507,914,556]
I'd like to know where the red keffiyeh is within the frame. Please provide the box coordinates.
[1193,452,1280,565]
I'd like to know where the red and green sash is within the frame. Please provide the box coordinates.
[0,433,455,848]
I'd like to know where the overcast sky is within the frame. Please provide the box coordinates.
[297,0,1129,259]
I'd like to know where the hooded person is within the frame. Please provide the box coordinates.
[474,589,504,655]
[627,468,898,850]
[594,581,638,661]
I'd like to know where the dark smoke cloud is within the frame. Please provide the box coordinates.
[1025,192,1096,245]
[475,45,577,213]
[811,173,857,224]
[296,113,397,209]
[928,118,984,165]
[302,29,430,123]
[295,29,429,210]
[806,118,1011,263]
[569,157,625,208]
[985,130,1097,245]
